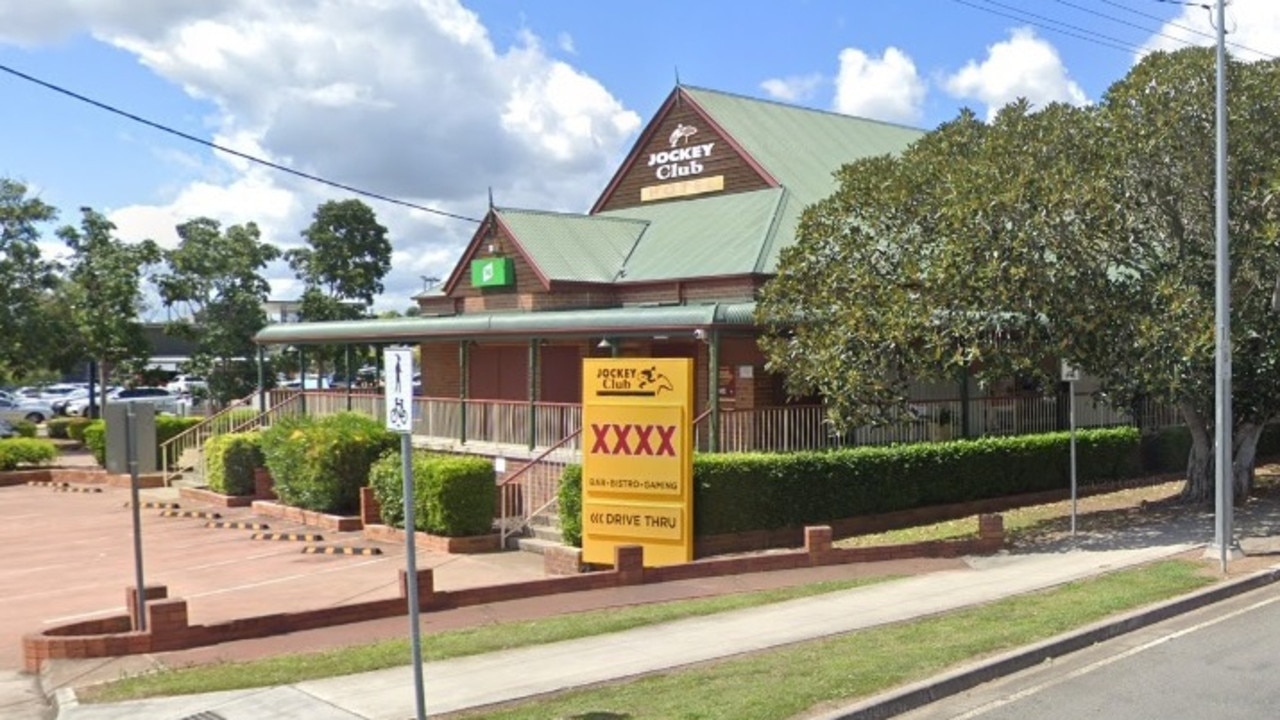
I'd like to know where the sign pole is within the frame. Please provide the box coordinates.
[1069,380,1077,536]
[384,346,424,720]
[1061,361,1080,537]
[126,404,147,629]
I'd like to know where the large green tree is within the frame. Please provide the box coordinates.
[758,48,1280,503]
[155,217,281,402]
[285,199,392,378]
[0,179,63,381]
[58,208,162,403]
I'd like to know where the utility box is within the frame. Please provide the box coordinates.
[105,403,157,475]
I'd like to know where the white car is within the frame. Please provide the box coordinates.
[165,375,207,396]
[0,396,54,424]
[66,387,180,417]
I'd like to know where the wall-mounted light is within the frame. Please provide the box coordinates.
[596,338,613,350]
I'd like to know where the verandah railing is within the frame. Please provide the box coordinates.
[270,391,1180,455]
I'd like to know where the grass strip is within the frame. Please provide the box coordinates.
[458,559,1214,720]
[836,481,1184,548]
[83,576,892,703]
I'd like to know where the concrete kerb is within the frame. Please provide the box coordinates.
[813,563,1280,720]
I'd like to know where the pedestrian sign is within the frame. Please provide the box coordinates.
[384,347,414,433]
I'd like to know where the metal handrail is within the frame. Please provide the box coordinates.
[498,428,583,544]
[159,395,260,485]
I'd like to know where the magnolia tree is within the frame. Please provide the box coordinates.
[758,48,1280,503]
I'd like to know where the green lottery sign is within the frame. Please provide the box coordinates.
[471,257,514,288]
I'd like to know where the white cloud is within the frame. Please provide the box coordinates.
[833,47,925,124]
[557,32,576,55]
[944,28,1088,121]
[1138,0,1280,62]
[760,74,823,103]
[6,0,643,311]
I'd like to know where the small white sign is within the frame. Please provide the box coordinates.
[1060,360,1082,383]
[384,347,414,433]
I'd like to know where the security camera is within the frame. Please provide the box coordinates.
[693,328,708,342]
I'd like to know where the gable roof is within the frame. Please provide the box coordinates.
[678,86,925,205]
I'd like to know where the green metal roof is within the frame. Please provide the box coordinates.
[254,303,757,345]
[597,188,787,281]
[496,208,646,283]
[681,86,925,205]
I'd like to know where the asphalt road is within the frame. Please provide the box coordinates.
[897,582,1280,720]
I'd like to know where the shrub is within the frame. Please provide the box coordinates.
[66,418,93,444]
[82,420,106,467]
[204,432,263,496]
[47,418,72,439]
[558,465,583,547]
[369,450,495,537]
[13,420,37,438]
[261,412,396,514]
[0,438,58,470]
[155,416,203,468]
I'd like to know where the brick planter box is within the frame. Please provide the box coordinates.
[179,486,255,508]
[250,500,363,532]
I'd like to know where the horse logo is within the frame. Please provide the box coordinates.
[668,123,698,147]
[638,367,674,394]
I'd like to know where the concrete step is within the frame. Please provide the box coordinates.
[528,512,560,528]
[530,525,563,543]
[509,535,565,555]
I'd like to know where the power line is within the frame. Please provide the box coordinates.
[950,0,1147,54]
[0,61,483,224]
[1052,0,1195,49]
[1095,0,1275,60]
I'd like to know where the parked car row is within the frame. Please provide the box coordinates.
[64,387,183,417]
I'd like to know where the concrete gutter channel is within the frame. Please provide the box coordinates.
[814,566,1280,720]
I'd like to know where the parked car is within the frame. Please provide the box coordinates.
[51,388,89,416]
[0,396,54,424]
[65,387,180,417]
[165,375,207,396]
[0,418,16,438]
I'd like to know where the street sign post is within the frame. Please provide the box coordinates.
[384,346,424,720]
[1061,360,1079,536]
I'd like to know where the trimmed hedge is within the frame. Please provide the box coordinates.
[260,412,397,514]
[204,432,263,496]
[368,450,496,537]
[66,418,93,444]
[47,418,73,439]
[156,416,203,468]
[558,426,1148,545]
[13,420,37,438]
[83,421,106,467]
[0,438,58,470]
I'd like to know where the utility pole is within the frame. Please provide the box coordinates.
[1210,0,1238,571]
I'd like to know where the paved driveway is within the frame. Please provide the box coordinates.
[0,482,546,670]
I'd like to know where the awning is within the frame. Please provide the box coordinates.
[254,302,758,346]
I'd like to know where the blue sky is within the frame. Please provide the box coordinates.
[0,0,1275,311]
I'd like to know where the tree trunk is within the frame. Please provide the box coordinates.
[96,359,111,419]
[1179,401,1213,504]
[1177,401,1264,505]
[1234,422,1263,502]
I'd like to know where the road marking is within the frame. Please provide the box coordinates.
[182,557,393,600]
[945,592,1280,719]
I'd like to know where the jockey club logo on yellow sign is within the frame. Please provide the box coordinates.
[582,358,693,567]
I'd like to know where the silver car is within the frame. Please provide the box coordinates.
[0,395,54,424]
